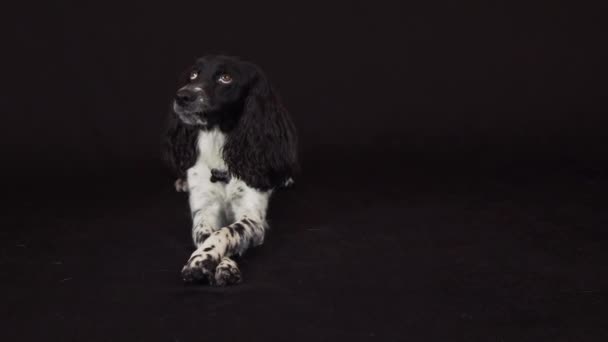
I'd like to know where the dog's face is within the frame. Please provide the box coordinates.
[173,55,253,127]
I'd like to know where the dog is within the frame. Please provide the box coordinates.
[163,55,298,286]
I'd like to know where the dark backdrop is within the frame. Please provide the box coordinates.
[2,1,608,341]
[3,1,606,178]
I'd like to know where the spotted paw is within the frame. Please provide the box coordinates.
[181,253,217,284]
[213,258,242,286]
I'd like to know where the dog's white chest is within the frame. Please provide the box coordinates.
[185,128,270,226]
[193,129,227,172]
[186,129,229,196]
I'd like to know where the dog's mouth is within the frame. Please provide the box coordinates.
[175,110,207,126]
[172,101,206,123]
[192,112,208,126]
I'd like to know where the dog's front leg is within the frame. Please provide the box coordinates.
[182,182,271,286]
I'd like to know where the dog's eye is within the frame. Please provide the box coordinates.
[217,74,233,84]
[189,71,198,81]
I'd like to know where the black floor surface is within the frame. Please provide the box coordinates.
[2,155,607,341]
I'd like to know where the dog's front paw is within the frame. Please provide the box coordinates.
[181,253,217,284]
[214,257,242,286]
[181,253,242,286]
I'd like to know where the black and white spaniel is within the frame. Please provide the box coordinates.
[163,55,298,286]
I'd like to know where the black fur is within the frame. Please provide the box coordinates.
[162,55,298,191]
[161,113,199,180]
[210,168,231,183]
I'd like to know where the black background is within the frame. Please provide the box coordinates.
[2,1,607,341]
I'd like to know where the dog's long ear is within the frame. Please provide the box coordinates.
[161,109,199,179]
[223,64,298,191]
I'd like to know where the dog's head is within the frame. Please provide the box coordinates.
[173,55,257,128]
[167,55,298,190]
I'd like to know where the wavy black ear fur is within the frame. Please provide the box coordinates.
[161,109,199,179]
[223,64,298,191]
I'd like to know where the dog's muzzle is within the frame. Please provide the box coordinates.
[175,88,197,107]
[173,86,207,125]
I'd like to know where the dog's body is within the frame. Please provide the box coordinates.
[181,128,271,286]
[163,55,297,286]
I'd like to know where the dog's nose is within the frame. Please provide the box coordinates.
[175,89,196,106]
